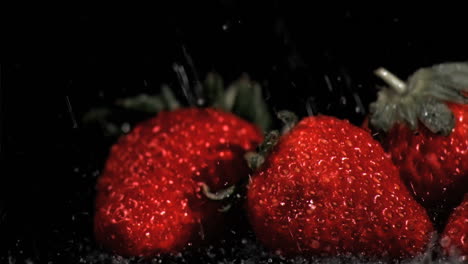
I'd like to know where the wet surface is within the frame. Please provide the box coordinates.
[2,4,468,263]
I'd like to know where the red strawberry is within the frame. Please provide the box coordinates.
[247,115,433,259]
[94,108,262,256]
[369,63,468,208]
[440,194,468,261]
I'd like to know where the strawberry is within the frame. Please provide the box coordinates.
[440,194,468,262]
[92,73,268,257]
[247,114,434,259]
[94,108,262,256]
[369,63,468,209]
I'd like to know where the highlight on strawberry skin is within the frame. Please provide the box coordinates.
[247,115,434,259]
[94,108,263,256]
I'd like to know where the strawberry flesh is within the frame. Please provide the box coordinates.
[440,194,468,261]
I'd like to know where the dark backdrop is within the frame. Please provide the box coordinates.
[2,3,467,263]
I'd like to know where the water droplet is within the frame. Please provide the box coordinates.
[340,96,347,105]
[121,122,131,133]
[373,194,381,204]
[152,126,161,133]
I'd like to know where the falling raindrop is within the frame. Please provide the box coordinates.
[340,96,347,106]
[353,92,366,114]
[306,97,318,116]
[324,75,333,92]
[121,123,131,133]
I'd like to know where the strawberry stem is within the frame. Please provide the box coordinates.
[374,67,408,94]
[200,183,235,201]
[245,130,280,170]
[277,110,298,134]
[217,204,232,212]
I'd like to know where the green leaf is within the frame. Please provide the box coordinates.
[161,85,181,111]
[418,97,455,136]
[82,107,124,137]
[203,72,225,108]
[83,72,273,138]
[222,82,239,112]
[115,94,167,113]
[371,62,468,134]
[228,75,272,131]
[82,107,112,124]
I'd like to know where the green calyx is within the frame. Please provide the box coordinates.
[245,110,298,170]
[83,72,273,136]
[114,72,272,132]
[370,62,468,136]
[245,130,280,170]
[203,73,272,132]
[118,72,273,131]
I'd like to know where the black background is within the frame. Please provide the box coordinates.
[2,3,467,263]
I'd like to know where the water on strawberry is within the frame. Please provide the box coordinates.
[3,6,467,264]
